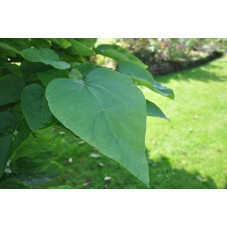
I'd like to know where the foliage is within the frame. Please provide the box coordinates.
[0,38,174,188]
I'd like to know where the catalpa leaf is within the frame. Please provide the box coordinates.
[49,38,72,49]
[0,178,30,189]
[95,44,148,68]
[119,61,175,99]
[146,100,169,120]
[9,139,62,186]
[46,67,149,185]
[9,120,31,154]
[0,40,22,56]
[0,74,25,106]
[0,111,18,177]
[75,38,97,48]
[21,84,56,131]
[37,69,68,87]
[74,63,102,78]
[67,39,94,56]
[10,162,61,186]
[21,48,70,70]
[69,68,83,80]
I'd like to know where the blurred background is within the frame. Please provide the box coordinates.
[36,38,227,189]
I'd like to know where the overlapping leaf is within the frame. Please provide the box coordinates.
[0,178,30,189]
[21,48,70,70]
[9,120,31,154]
[95,44,148,68]
[119,61,175,99]
[0,111,18,177]
[9,136,62,187]
[0,74,25,106]
[66,39,94,56]
[10,150,61,187]
[37,69,68,86]
[146,100,169,120]
[74,63,102,78]
[0,111,31,177]
[49,38,72,49]
[21,84,56,130]
[0,40,22,56]
[75,38,97,48]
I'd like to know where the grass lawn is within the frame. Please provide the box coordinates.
[36,55,227,189]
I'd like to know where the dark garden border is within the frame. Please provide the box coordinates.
[148,50,223,76]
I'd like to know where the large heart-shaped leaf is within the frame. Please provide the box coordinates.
[46,67,149,185]
[21,48,70,70]
[21,84,56,131]
[119,61,175,99]
[95,44,148,68]
[0,74,25,106]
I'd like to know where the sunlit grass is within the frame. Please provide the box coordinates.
[144,55,227,188]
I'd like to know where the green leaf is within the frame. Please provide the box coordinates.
[48,185,73,189]
[0,111,18,177]
[46,67,149,185]
[0,38,30,50]
[11,149,53,173]
[49,38,72,49]
[9,138,62,186]
[9,120,31,154]
[67,39,94,56]
[74,63,101,78]
[0,74,25,106]
[30,38,51,48]
[20,61,50,75]
[119,61,175,99]
[0,40,22,56]
[146,100,169,120]
[95,44,148,68]
[10,161,61,187]
[69,68,83,80]
[21,84,56,130]
[37,69,68,86]
[0,60,20,75]
[75,38,97,48]
[21,48,70,70]
[0,178,30,189]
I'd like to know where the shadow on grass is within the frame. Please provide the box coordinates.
[147,156,217,189]
[154,60,227,84]
[50,151,218,189]
[34,131,218,189]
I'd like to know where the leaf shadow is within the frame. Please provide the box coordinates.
[146,153,217,189]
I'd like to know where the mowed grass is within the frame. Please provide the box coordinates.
[36,55,227,189]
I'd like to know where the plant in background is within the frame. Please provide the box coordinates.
[0,38,174,188]
[118,38,225,65]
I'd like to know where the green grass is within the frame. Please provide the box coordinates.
[36,55,227,189]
